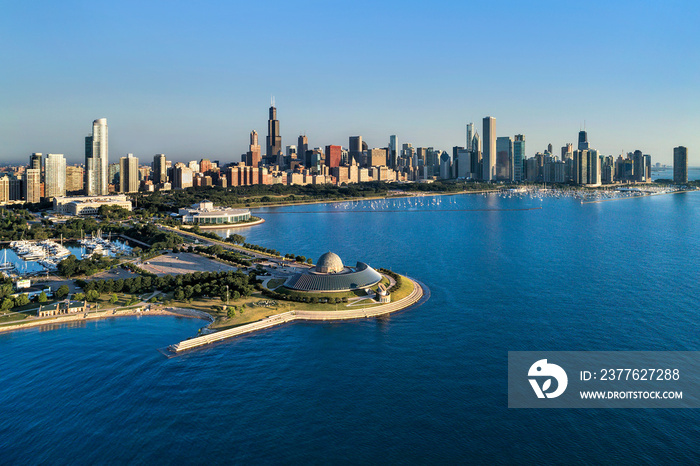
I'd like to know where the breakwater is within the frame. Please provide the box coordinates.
[168,277,426,353]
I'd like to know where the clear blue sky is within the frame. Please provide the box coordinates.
[1,0,698,165]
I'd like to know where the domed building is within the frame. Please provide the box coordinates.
[284,252,382,292]
[315,252,345,274]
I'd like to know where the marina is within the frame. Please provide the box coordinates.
[2,233,132,278]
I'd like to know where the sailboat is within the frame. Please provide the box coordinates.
[0,249,16,271]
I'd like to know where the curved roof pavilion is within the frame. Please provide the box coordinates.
[284,252,382,292]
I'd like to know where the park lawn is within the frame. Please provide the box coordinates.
[90,293,140,309]
[274,286,369,300]
[266,278,286,289]
[0,312,30,324]
[389,274,414,301]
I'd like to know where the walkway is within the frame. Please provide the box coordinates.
[168,277,425,353]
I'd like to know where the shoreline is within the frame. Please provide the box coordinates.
[168,276,427,354]
[0,306,213,334]
[196,218,265,230]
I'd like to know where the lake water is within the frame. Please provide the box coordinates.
[1,191,699,464]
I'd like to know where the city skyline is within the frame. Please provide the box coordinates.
[1,1,698,165]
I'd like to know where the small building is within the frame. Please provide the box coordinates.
[376,283,391,303]
[37,300,86,317]
[178,201,251,225]
[53,195,133,216]
[11,286,52,301]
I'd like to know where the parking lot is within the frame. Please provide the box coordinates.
[139,252,238,276]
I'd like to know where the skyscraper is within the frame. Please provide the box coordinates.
[30,153,42,172]
[246,130,261,167]
[24,169,41,203]
[120,153,139,193]
[349,136,363,166]
[482,117,496,181]
[85,118,109,196]
[266,100,281,161]
[466,123,474,151]
[513,135,525,183]
[578,130,589,151]
[65,165,84,193]
[325,145,342,168]
[389,135,398,168]
[496,137,513,181]
[153,154,168,184]
[44,153,66,199]
[674,146,688,183]
[298,135,308,162]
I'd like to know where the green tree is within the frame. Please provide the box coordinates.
[307,258,313,265]
[74,292,85,301]
[55,285,70,299]
[109,294,119,304]
[86,290,100,302]
[228,234,245,244]
[1,297,14,311]
[37,291,48,303]
[14,294,30,307]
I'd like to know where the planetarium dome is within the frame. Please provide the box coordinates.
[315,252,344,274]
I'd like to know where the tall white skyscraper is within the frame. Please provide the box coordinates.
[85,118,109,195]
[482,116,496,181]
[45,153,66,199]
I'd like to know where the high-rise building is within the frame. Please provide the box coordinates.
[482,117,496,181]
[30,153,42,172]
[298,135,308,162]
[367,148,387,167]
[325,145,342,168]
[85,118,109,196]
[561,144,573,160]
[65,166,84,193]
[246,130,261,167]
[153,154,168,184]
[513,135,525,183]
[44,153,66,199]
[172,163,193,190]
[200,159,213,173]
[266,100,281,160]
[120,154,139,193]
[578,130,589,151]
[496,136,513,181]
[389,135,398,168]
[24,168,41,203]
[587,149,601,186]
[674,146,688,183]
[349,136,363,166]
[0,175,9,204]
[466,123,474,151]
[471,131,482,177]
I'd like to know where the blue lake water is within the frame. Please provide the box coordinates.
[1,192,699,464]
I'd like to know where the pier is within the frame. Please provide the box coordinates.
[167,277,426,353]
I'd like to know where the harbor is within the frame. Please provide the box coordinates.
[1,232,132,278]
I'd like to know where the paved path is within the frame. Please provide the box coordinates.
[169,277,425,353]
